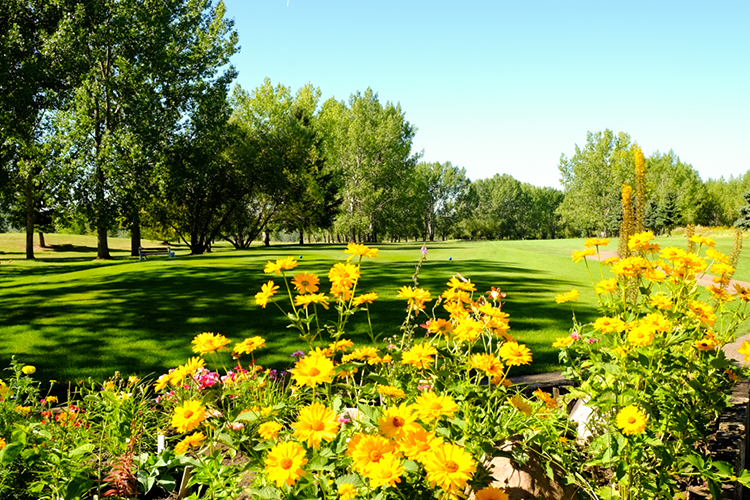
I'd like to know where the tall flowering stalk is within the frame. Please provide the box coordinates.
[634,144,646,233]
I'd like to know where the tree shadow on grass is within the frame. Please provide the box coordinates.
[0,255,594,383]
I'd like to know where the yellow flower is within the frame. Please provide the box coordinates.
[293,402,339,449]
[616,406,648,435]
[344,242,379,258]
[628,231,655,251]
[688,300,716,327]
[233,336,266,357]
[264,256,298,274]
[642,268,666,282]
[330,283,354,300]
[706,248,730,264]
[377,385,406,399]
[468,353,504,378]
[258,421,283,440]
[706,285,735,303]
[367,453,404,488]
[400,427,444,463]
[427,318,454,337]
[351,434,397,475]
[738,340,750,361]
[498,341,532,366]
[255,280,279,308]
[641,313,671,333]
[291,272,320,294]
[15,405,31,416]
[474,486,510,500]
[649,293,673,310]
[174,431,206,454]
[338,483,359,500]
[593,316,626,334]
[424,442,476,494]
[171,400,207,433]
[452,317,483,342]
[694,337,718,351]
[610,256,649,277]
[628,325,654,347]
[265,441,307,487]
[343,346,379,362]
[398,286,432,312]
[291,351,335,387]
[508,395,532,416]
[595,278,618,295]
[660,246,686,262]
[21,366,36,375]
[401,343,437,370]
[552,336,574,348]
[191,332,230,355]
[572,248,596,262]
[327,339,354,353]
[689,234,715,247]
[295,293,330,310]
[378,403,420,439]
[45,395,58,403]
[584,238,610,248]
[534,389,558,409]
[353,292,379,306]
[446,275,477,292]
[413,392,457,423]
[555,289,580,304]
[328,262,360,289]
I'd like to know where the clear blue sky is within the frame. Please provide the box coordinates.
[222,0,749,188]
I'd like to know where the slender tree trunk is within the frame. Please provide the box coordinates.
[38,232,46,248]
[24,173,35,259]
[263,231,270,246]
[130,210,141,257]
[298,228,304,245]
[95,165,111,260]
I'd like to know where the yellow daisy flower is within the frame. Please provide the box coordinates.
[264,441,307,487]
[293,402,339,449]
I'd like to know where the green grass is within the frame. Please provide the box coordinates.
[1,231,748,385]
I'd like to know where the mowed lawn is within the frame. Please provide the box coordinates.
[0,231,748,384]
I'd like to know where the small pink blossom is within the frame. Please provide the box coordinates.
[226,422,244,431]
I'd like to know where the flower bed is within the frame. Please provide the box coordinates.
[1,236,750,500]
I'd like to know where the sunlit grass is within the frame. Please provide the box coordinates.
[1,231,748,384]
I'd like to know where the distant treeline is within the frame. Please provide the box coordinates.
[2,2,748,258]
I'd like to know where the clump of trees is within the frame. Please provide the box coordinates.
[3,4,749,258]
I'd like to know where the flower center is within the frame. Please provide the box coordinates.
[312,420,326,431]
[309,367,321,376]
[445,460,459,473]
[628,416,637,424]
[368,450,383,462]
[183,410,194,419]
[393,416,405,427]
[280,458,293,470]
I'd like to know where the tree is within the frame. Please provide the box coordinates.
[1,0,84,258]
[417,161,471,241]
[657,192,679,236]
[153,77,239,255]
[320,89,421,242]
[734,193,750,231]
[557,130,635,236]
[58,0,238,259]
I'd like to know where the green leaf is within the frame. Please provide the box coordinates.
[0,441,25,465]
[247,486,282,499]
[335,474,364,487]
[69,443,95,458]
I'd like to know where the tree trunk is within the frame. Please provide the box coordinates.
[130,210,141,257]
[24,173,35,259]
[38,232,46,248]
[299,228,304,245]
[263,231,270,246]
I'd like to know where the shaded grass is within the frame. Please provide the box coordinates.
[1,231,748,384]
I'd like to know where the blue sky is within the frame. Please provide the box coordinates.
[222,0,749,188]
